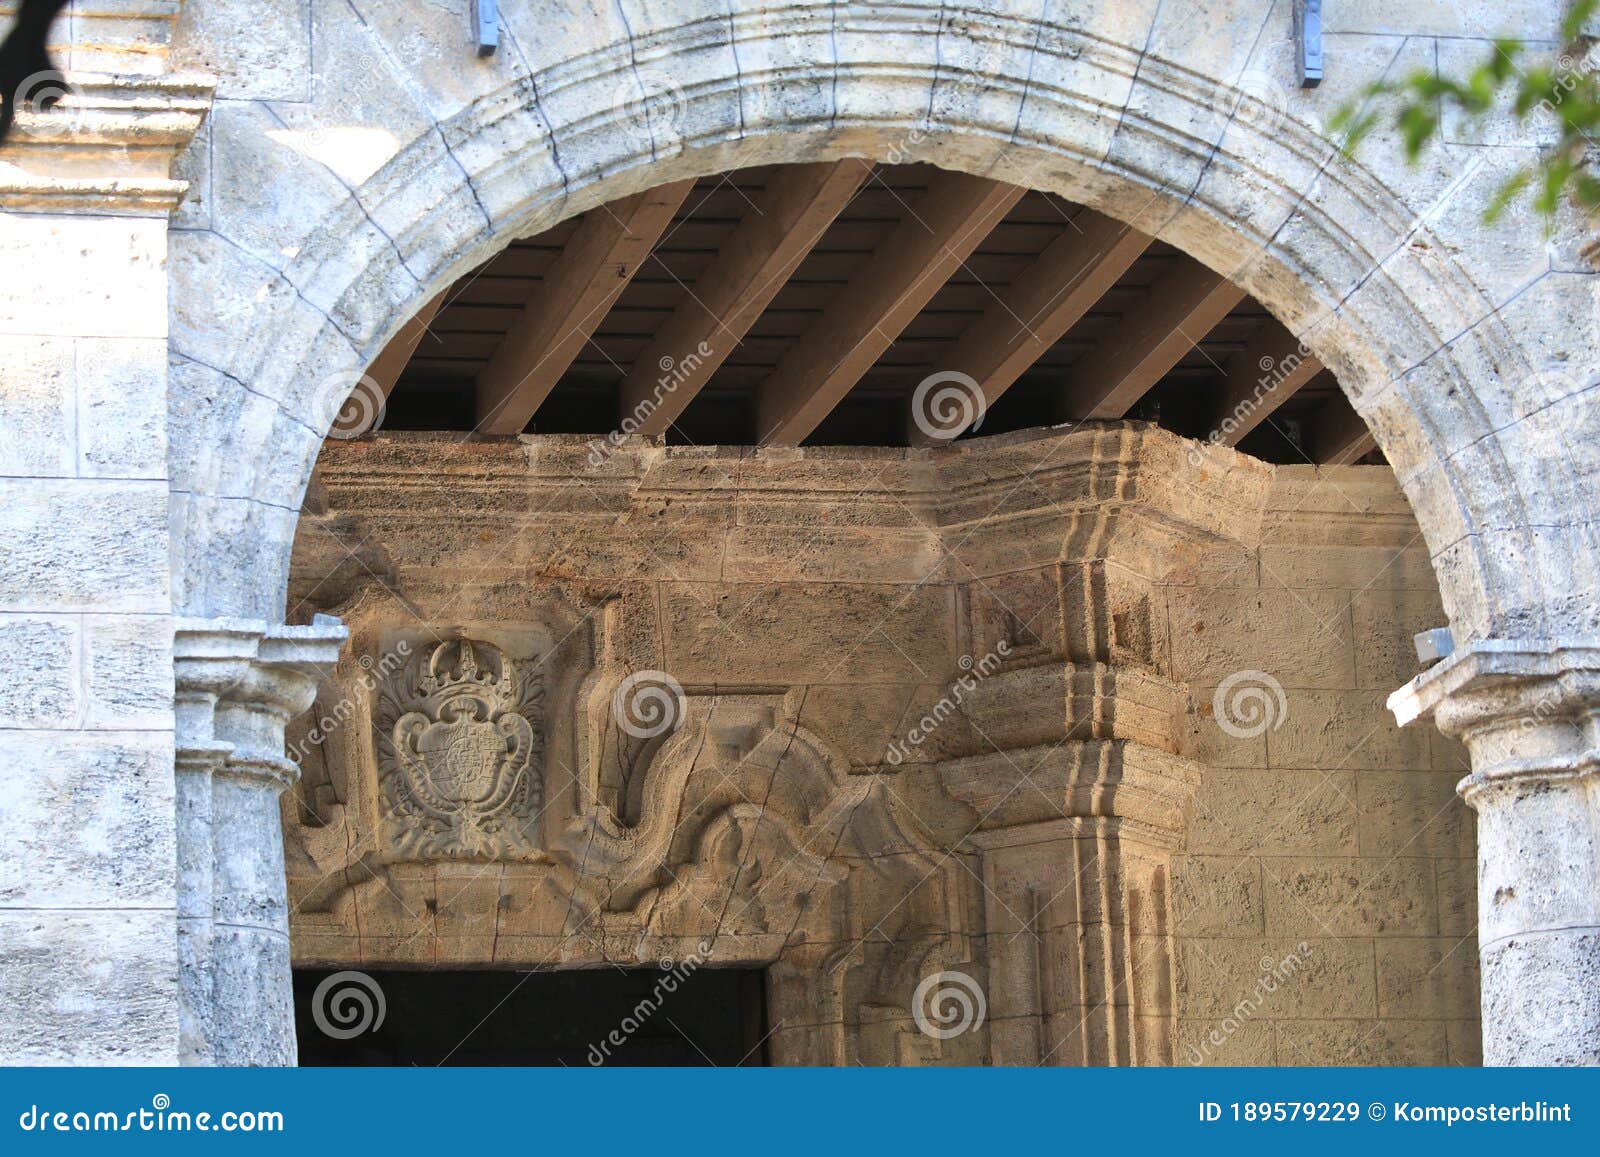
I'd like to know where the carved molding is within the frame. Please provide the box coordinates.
[938,740,1203,841]
[0,73,214,215]
[279,424,1264,1065]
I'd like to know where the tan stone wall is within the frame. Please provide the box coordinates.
[285,425,1477,1065]
[1169,468,1478,1065]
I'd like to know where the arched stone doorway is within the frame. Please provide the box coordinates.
[169,8,1595,639]
[150,1,1598,1067]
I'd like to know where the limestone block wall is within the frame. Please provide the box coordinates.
[286,425,1478,1065]
[0,211,181,1063]
[1169,468,1478,1065]
[0,2,204,1066]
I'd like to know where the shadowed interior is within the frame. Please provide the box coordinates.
[294,967,769,1066]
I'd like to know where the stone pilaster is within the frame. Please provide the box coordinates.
[942,741,1200,1065]
[1390,640,1600,1066]
[174,616,345,1066]
[928,424,1242,1065]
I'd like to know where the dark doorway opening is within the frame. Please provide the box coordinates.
[294,967,769,1066]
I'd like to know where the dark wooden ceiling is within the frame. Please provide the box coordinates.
[376,162,1379,465]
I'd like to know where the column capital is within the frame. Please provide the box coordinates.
[1388,638,1600,793]
[173,616,347,788]
[175,616,347,698]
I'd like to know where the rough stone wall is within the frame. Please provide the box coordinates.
[285,426,1476,1065]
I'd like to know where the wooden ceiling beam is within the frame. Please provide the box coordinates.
[621,159,871,437]
[364,290,448,399]
[1211,322,1324,447]
[1309,395,1379,464]
[475,178,696,435]
[908,210,1152,442]
[1059,261,1247,420]
[754,170,1026,445]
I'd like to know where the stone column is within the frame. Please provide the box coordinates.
[174,617,345,1066]
[1390,641,1600,1066]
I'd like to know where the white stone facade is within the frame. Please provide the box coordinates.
[0,0,1595,1065]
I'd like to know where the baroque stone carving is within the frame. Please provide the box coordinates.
[375,638,545,860]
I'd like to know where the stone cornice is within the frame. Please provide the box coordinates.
[937,739,1203,842]
[0,71,214,216]
[309,423,1274,556]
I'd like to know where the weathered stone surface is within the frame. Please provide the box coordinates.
[1262,858,1437,937]
[0,911,179,1065]
[1357,771,1476,860]
[11,0,1598,1070]
[1172,855,1264,937]
[0,217,167,339]
[75,338,168,479]
[1377,936,1482,1020]
[0,481,169,613]
[0,336,74,478]
[0,731,175,909]
[0,615,80,727]
[1274,1018,1449,1066]
[171,0,311,101]
[1177,938,1376,1020]
[1186,769,1359,856]
[82,614,174,730]
[1168,587,1356,689]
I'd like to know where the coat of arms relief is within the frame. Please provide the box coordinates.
[375,637,545,860]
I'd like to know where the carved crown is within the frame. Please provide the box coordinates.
[415,639,499,699]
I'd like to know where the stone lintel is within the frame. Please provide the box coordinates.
[308,424,1271,557]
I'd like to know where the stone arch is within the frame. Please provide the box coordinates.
[169,2,1596,662]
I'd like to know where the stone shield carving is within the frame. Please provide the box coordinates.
[375,638,544,860]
